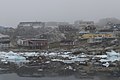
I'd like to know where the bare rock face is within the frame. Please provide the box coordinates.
[14,25,66,43]
[34,28,66,43]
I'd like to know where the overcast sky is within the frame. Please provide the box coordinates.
[0,0,120,27]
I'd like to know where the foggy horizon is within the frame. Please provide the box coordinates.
[0,0,120,27]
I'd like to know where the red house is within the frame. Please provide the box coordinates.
[17,39,48,49]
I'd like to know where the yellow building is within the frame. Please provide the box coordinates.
[80,33,114,39]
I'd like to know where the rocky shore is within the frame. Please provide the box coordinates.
[0,50,120,78]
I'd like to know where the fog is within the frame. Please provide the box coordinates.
[0,0,120,27]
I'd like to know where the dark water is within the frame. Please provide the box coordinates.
[0,73,96,80]
[0,73,119,80]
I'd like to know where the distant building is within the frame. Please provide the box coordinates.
[58,24,78,33]
[103,23,120,30]
[18,22,45,28]
[79,31,90,35]
[45,22,69,28]
[17,39,48,49]
[87,37,103,44]
[98,29,114,34]
[80,33,115,39]
[84,25,96,33]
[74,20,94,30]
[60,40,75,46]
[35,34,48,39]
[59,39,76,49]
[0,34,10,49]
[98,25,120,38]
[110,24,120,31]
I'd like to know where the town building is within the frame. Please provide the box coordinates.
[44,22,69,29]
[58,24,78,33]
[17,39,48,49]
[79,31,90,36]
[0,33,10,49]
[18,22,45,28]
[80,33,115,39]
[87,37,103,44]
[59,39,76,49]
[110,24,120,30]
[74,20,95,30]
[60,40,75,46]
[98,29,114,34]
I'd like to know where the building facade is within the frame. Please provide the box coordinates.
[58,24,78,33]
[87,37,103,44]
[44,22,69,28]
[74,20,95,30]
[80,33,115,39]
[0,34,10,49]
[17,39,48,49]
[18,22,45,28]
